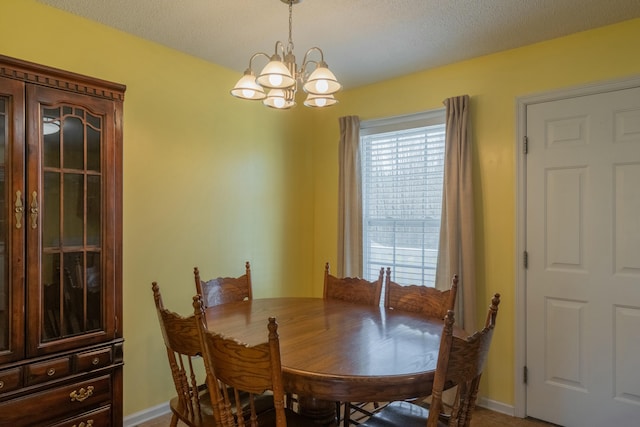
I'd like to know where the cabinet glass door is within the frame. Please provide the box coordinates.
[0,77,25,364]
[27,85,116,356]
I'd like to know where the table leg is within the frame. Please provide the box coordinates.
[297,395,337,426]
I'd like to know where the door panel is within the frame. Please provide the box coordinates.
[526,87,640,426]
[0,77,25,364]
[26,84,117,357]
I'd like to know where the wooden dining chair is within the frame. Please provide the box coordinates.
[151,282,215,427]
[193,261,252,308]
[192,295,314,426]
[324,262,385,425]
[382,270,459,413]
[360,293,501,427]
[323,262,384,306]
[384,268,459,319]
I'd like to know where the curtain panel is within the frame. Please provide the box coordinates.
[435,95,476,331]
[337,115,363,277]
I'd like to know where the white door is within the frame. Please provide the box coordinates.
[525,86,640,426]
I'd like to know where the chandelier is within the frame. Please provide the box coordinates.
[230,0,341,109]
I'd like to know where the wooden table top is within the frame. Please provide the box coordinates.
[204,297,447,402]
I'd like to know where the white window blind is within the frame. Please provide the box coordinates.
[361,111,445,287]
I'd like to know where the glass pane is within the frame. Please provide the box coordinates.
[0,97,6,350]
[43,171,61,247]
[42,253,61,341]
[40,103,106,343]
[63,173,83,247]
[362,123,445,287]
[86,251,102,331]
[43,107,61,168]
[87,120,101,172]
[63,116,83,170]
[62,252,84,336]
[87,175,101,246]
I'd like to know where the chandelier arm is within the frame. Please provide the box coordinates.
[299,59,318,80]
[273,40,287,57]
[302,47,325,66]
[248,52,272,71]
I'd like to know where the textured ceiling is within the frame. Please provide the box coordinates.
[37,0,640,89]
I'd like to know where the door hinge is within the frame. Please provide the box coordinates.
[524,366,528,384]
[115,315,118,334]
[523,251,528,269]
[523,135,528,154]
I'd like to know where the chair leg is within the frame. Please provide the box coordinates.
[343,403,351,427]
[170,413,178,427]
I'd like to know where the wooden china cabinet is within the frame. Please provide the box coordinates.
[0,55,124,426]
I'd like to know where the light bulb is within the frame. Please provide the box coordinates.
[315,98,327,107]
[315,79,329,94]
[242,89,256,98]
[269,74,283,87]
[274,97,285,109]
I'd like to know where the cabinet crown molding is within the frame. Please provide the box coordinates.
[0,54,125,101]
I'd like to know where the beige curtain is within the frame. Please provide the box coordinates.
[337,116,362,277]
[435,95,476,331]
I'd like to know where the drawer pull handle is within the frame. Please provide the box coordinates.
[72,420,94,427]
[92,357,100,365]
[0,381,4,389]
[70,386,94,402]
[47,368,56,376]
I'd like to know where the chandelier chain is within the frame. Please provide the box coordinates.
[288,0,294,51]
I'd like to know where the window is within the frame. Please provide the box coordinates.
[361,110,445,287]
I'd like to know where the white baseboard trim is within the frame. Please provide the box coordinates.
[476,397,517,418]
[126,397,519,424]
[123,402,171,427]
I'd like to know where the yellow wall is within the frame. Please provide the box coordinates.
[2,0,640,417]
[2,0,317,416]
[308,19,640,406]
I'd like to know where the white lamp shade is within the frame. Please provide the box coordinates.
[263,89,296,109]
[257,57,295,89]
[303,93,338,108]
[303,66,341,95]
[230,72,266,100]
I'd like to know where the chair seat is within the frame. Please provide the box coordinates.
[360,401,447,427]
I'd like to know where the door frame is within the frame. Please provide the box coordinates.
[514,74,640,418]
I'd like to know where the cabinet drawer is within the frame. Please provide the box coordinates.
[26,356,71,386]
[0,374,112,426]
[48,405,111,427]
[0,366,22,394]
[75,347,112,373]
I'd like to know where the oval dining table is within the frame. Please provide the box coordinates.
[204,297,450,424]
